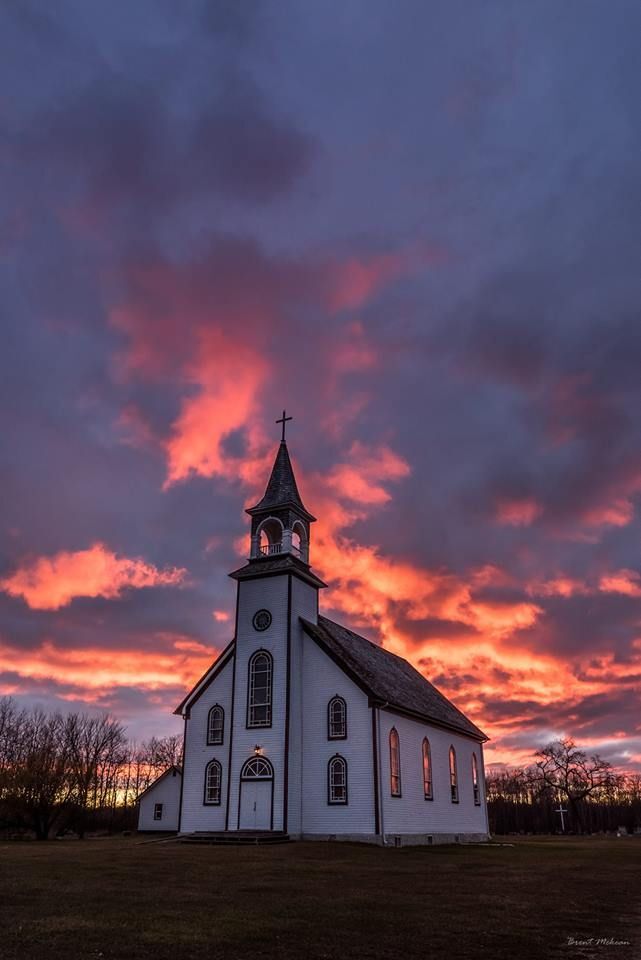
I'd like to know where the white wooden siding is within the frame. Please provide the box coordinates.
[138,769,181,831]
[287,576,319,834]
[378,710,488,838]
[300,631,375,836]
[227,576,291,831]
[180,655,233,833]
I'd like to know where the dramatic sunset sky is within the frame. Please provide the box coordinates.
[2,2,640,771]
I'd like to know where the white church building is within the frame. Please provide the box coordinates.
[175,423,490,844]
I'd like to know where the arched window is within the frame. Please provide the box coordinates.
[240,756,273,780]
[328,696,347,739]
[422,738,433,800]
[247,650,273,728]
[204,760,222,805]
[207,705,224,745]
[472,752,481,805]
[449,746,458,802]
[389,728,401,796]
[328,755,348,804]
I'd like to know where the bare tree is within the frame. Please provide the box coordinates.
[65,714,127,837]
[530,737,620,832]
[143,734,183,772]
[9,709,74,839]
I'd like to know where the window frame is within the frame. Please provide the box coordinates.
[422,737,433,800]
[449,746,459,803]
[472,752,481,805]
[203,759,222,806]
[207,704,225,745]
[240,756,274,780]
[246,649,273,729]
[389,727,402,797]
[327,695,347,740]
[327,754,348,805]
[153,802,163,821]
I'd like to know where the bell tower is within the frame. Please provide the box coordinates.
[247,413,315,564]
[226,412,325,834]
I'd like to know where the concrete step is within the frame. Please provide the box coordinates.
[178,831,291,846]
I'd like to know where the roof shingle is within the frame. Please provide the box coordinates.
[301,615,487,741]
[247,442,315,519]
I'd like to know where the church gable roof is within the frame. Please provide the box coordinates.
[247,442,315,520]
[173,640,235,716]
[301,616,487,741]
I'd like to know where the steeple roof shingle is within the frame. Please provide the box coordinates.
[247,442,315,520]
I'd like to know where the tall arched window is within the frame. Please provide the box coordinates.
[449,746,458,802]
[328,755,348,804]
[422,738,433,800]
[472,752,481,805]
[204,760,222,805]
[328,696,347,739]
[389,728,401,796]
[207,705,224,745]
[247,650,273,728]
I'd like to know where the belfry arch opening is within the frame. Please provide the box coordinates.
[291,521,308,562]
[257,517,284,556]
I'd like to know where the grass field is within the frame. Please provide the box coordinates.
[0,836,639,960]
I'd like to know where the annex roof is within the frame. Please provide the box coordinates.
[301,615,488,741]
[137,765,182,800]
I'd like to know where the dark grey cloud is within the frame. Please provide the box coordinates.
[1,0,641,765]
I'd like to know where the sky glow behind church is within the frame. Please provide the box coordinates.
[1,2,641,773]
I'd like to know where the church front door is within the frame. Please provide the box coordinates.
[239,779,272,830]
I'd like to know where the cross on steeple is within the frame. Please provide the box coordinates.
[276,409,293,442]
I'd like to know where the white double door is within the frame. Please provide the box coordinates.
[239,779,272,830]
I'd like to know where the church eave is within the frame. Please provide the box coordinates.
[372,700,489,743]
[229,555,326,589]
[245,499,316,523]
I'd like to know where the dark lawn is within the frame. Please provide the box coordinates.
[0,836,639,960]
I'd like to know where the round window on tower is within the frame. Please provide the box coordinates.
[252,609,272,632]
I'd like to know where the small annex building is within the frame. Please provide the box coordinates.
[175,422,490,844]
[137,766,182,832]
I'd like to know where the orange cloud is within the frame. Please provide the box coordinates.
[0,543,186,610]
[527,576,590,598]
[583,498,635,528]
[0,634,215,694]
[325,442,411,504]
[164,329,270,488]
[599,568,641,597]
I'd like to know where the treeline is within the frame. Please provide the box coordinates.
[487,755,641,836]
[0,698,182,839]
[4,698,640,839]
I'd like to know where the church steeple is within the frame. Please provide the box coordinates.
[245,412,316,565]
[247,441,315,522]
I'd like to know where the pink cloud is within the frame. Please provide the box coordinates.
[599,569,641,597]
[0,543,186,610]
[495,496,542,527]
